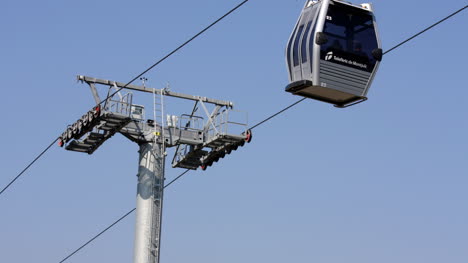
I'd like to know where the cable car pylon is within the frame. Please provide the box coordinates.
[58,75,252,263]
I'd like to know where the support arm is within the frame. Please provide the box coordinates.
[88,83,101,105]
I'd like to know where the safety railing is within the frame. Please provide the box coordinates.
[106,92,133,117]
[206,108,248,140]
[171,114,205,167]
[179,114,204,133]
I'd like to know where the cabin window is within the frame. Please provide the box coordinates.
[321,3,378,72]
[287,23,299,75]
[293,24,305,66]
[301,21,312,63]
[306,4,319,71]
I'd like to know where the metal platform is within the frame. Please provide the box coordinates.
[172,109,251,170]
[65,112,131,154]
[59,91,134,154]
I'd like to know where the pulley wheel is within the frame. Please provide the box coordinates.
[93,105,101,117]
[88,111,94,123]
[245,129,252,143]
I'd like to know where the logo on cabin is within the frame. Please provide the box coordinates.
[325,51,333,61]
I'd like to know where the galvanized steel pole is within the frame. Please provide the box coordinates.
[133,142,165,263]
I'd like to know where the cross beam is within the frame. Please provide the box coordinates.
[77,75,234,107]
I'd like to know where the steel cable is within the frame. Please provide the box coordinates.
[0,0,250,198]
[57,6,468,261]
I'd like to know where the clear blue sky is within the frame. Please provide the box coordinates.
[1,0,467,262]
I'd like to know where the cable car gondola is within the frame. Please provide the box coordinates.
[285,0,382,107]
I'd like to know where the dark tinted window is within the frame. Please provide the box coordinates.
[301,21,312,63]
[287,22,299,74]
[307,3,320,70]
[308,21,317,70]
[321,3,378,72]
[293,25,305,66]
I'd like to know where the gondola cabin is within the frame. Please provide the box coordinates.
[285,0,382,107]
